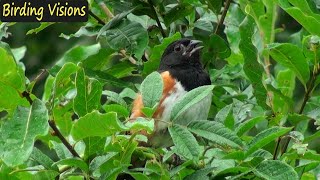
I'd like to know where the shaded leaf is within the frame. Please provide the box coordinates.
[268,43,310,86]
[239,16,268,109]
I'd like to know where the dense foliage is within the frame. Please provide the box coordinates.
[1,0,320,179]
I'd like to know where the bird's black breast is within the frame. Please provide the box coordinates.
[160,66,211,91]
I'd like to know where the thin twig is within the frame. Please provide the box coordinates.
[147,0,166,38]
[273,137,281,160]
[48,120,81,158]
[214,0,232,34]
[23,95,81,159]
[88,10,105,25]
[98,2,114,19]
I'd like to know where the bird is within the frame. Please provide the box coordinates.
[130,38,212,147]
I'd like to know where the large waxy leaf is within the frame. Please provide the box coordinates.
[30,147,58,171]
[26,23,55,35]
[239,16,268,109]
[140,72,163,108]
[171,85,213,124]
[0,99,49,167]
[268,43,310,87]
[169,124,200,160]
[163,4,193,26]
[0,81,29,114]
[143,32,181,75]
[277,0,320,37]
[73,68,102,117]
[246,127,292,156]
[254,160,298,180]
[188,120,243,149]
[0,43,25,91]
[100,19,148,59]
[52,158,89,172]
[53,62,79,97]
[71,111,128,140]
[235,116,266,137]
[273,69,295,113]
[51,44,101,74]
[215,104,234,130]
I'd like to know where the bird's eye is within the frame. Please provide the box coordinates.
[174,45,182,52]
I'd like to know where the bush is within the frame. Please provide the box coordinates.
[1,0,320,179]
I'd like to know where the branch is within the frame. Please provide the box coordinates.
[147,0,166,38]
[49,120,81,158]
[24,93,81,159]
[88,10,106,25]
[214,0,232,34]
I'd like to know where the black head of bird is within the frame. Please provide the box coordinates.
[158,38,204,71]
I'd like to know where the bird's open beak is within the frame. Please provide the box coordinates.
[183,40,204,57]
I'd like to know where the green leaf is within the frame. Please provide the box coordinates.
[53,62,79,97]
[0,99,49,167]
[277,0,320,37]
[51,44,101,73]
[103,90,127,107]
[125,117,154,134]
[184,167,214,180]
[140,72,163,108]
[84,68,132,88]
[89,152,119,173]
[163,4,193,26]
[239,16,268,109]
[83,137,106,160]
[103,104,129,117]
[53,158,89,172]
[236,116,266,137]
[254,160,298,180]
[60,25,100,40]
[0,81,28,114]
[268,43,310,86]
[143,32,181,75]
[203,34,231,60]
[246,127,292,156]
[273,69,296,113]
[100,19,148,59]
[11,46,27,62]
[188,120,243,149]
[215,104,234,129]
[30,147,58,171]
[71,111,128,140]
[0,43,25,91]
[171,85,213,124]
[97,9,134,36]
[169,124,200,160]
[73,68,102,117]
[26,23,55,35]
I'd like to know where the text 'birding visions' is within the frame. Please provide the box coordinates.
[0,0,88,22]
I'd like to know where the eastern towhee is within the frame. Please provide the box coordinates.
[130,38,211,147]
